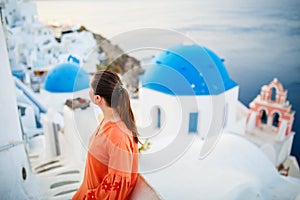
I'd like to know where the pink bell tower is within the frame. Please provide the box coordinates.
[246,78,295,167]
[247,78,294,138]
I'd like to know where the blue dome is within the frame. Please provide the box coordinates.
[44,63,90,93]
[142,45,237,96]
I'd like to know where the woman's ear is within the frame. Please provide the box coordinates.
[94,95,102,105]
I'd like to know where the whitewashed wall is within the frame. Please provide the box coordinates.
[0,21,39,199]
[139,86,239,141]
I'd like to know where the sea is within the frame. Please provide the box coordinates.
[35,0,300,163]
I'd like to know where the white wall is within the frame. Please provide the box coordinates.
[60,105,98,164]
[0,21,38,198]
[224,86,239,126]
[139,86,239,141]
[277,134,294,166]
[138,88,183,151]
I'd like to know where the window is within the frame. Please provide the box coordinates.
[272,112,280,127]
[151,106,162,129]
[189,112,198,133]
[261,109,267,124]
[157,107,161,129]
[271,87,276,101]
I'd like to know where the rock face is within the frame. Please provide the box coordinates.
[92,31,144,96]
[92,32,141,73]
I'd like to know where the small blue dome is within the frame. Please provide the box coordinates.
[142,45,237,95]
[44,63,90,93]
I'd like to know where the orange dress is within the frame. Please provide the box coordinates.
[72,121,139,200]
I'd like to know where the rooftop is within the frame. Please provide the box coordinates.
[142,44,237,96]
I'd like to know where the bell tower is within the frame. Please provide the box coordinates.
[246,78,295,167]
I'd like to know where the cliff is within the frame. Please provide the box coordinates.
[92,31,144,96]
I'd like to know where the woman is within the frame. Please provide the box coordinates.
[72,70,139,200]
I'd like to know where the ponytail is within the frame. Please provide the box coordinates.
[111,85,139,144]
[91,70,139,144]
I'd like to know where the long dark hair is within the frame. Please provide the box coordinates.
[91,70,139,143]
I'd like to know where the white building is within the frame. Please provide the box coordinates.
[139,45,238,146]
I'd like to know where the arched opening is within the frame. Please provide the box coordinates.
[22,167,27,181]
[271,87,277,101]
[151,106,162,129]
[272,112,280,127]
[157,107,161,129]
[260,109,268,124]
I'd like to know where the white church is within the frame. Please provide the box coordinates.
[138,45,239,154]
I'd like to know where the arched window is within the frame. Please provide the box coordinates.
[260,109,268,124]
[271,87,277,101]
[157,107,161,129]
[272,112,280,127]
[151,106,162,129]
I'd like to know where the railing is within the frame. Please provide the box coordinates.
[0,131,43,152]
[0,140,24,152]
